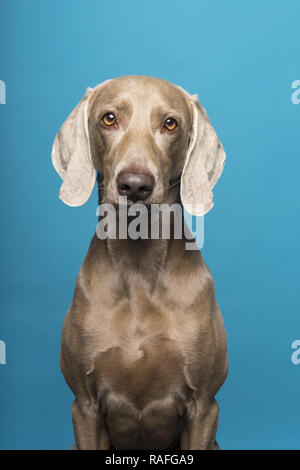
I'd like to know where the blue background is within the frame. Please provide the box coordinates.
[0,0,299,450]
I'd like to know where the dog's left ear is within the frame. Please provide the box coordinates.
[181,95,226,216]
[51,87,95,206]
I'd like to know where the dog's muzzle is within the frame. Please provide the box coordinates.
[117,171,155,202]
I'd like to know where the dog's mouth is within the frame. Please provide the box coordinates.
[112,197,154,212]
[117,186,153,203]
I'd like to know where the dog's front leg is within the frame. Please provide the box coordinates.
[72,399,110,450]
[180,399,219,450]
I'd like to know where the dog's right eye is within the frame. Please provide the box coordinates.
[102,112,116,127]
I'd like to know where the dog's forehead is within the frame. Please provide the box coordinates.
[90,76,191,115]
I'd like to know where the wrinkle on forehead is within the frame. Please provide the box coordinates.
[89,76,191,124]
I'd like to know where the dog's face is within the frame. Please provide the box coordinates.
[52,75,226,216]
[88,76,192,206]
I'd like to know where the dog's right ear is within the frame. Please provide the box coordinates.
[51,88,95,206]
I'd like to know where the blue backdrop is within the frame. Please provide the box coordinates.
[0,0,299,450]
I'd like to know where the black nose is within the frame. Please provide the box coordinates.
[117,172,154,201]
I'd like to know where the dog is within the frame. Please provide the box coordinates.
[52,75,228,450]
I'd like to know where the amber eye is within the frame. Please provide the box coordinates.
[102,112,116,126]
[164,117,178,131]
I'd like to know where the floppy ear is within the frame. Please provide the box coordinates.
[51,87,95,206]
[180,95,226,216]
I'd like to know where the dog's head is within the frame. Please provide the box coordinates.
[52,76,225,216]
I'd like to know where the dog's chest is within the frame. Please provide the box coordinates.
[86,292,198,407]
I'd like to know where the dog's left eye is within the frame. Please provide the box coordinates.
[102,112,116,126]
[164,118,178,131]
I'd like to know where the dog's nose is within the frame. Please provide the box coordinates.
[117,172,154,201]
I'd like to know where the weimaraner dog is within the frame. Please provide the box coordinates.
[52,75,228,450]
